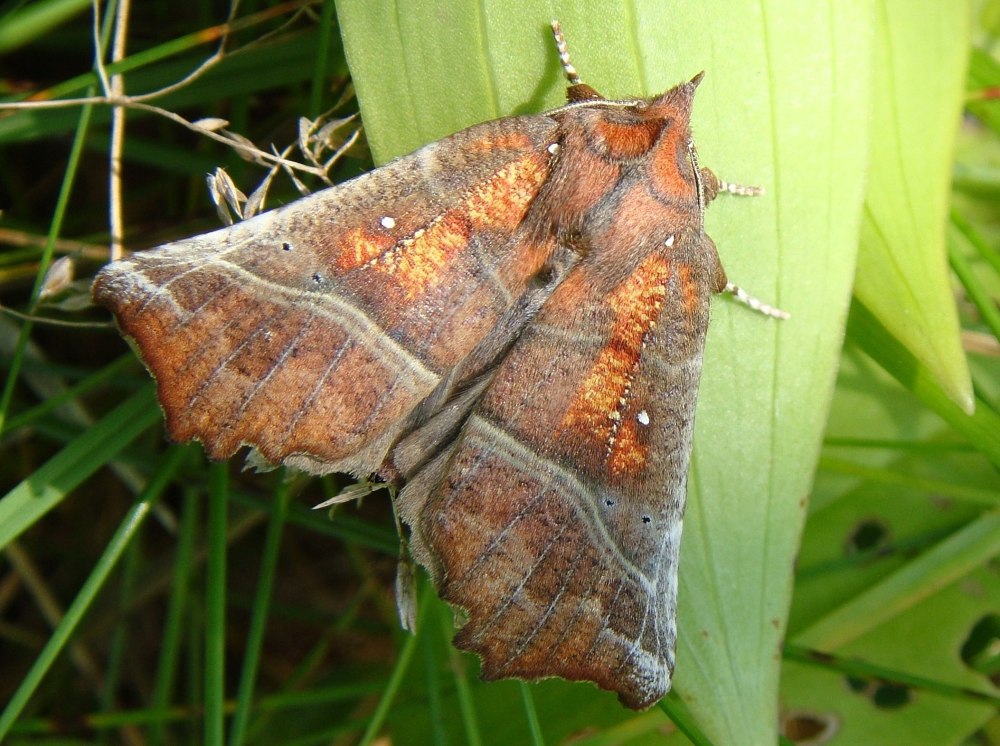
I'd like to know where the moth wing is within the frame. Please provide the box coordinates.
[399,234,717,709]
[93,116,559,475]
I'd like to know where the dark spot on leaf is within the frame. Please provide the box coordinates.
[780,711,837,742]
[871,683,910,709]
[846,519,889,555]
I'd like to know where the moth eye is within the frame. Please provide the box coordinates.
[281,242,292,251]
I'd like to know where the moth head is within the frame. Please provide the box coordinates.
[563,71,702,164]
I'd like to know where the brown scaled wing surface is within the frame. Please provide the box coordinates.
[93,77,731,710]
[398,80,728,710]
[93,116,560,477]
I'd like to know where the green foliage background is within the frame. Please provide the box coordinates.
[0,1,997,744]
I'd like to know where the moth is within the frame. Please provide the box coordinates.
[92,23,786,710]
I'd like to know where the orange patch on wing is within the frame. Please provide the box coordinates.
[383,214,472,300]
[367,153,551,300]
[679,264,698,316]
[333,226,395,272]
[468,131,539,153]
[649,124,694,202]
[466,153,550,230]
[608,415,647,476]
[558,253,671,466]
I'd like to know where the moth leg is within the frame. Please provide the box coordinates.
[717,179,764,197]
[389,483,420,632]
[723,282,790,319]
[699,166,764,202]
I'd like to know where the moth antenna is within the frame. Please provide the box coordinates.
[718,180,765,197]
[723,282,790,319]
[550,20,582,85]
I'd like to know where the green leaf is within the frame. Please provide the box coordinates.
[854,0,973,411]
[785,345,1000,743]
[338,1,873,742]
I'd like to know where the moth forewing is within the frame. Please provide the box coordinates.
[92,116,563,477]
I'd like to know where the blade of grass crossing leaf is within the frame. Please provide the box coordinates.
[0,385,160,549]
[783,643,1000,705]
[0,446,185,740]
[950,209,1000,340]
[205,463,229,746]
[794,510,1000,649]
[818,455,1000,506]
[357,583,433,746]
[422,598,447,745]
[444,607,482,746]
[186,602,202,741]
[0,0,92,54]
[948,242,1000,342]
[848,300,1000,468]
[3,354,135,433]
[0,94,94,432]
[228,475,291,746]
[242,589,379,739]
[518,682,544,746]
[150,487,199,746]
[657,691,714,746]
[101,537,142,714]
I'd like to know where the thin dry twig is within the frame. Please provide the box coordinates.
[105,0,132,261]
[0,0,313,112]
[2,0,358,257]
[0,1,337,173]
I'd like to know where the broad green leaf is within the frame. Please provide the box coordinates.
[337,1,872,743]
[678,2,871,742]
[784,561,1000,744]
[854,0,973,411]
[784,347,1000,744]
